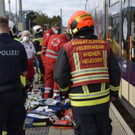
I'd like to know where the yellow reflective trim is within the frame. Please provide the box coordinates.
[33,38,43,45]
[75,14,92,22]
[73,53,80,70]
[71,74,109,83]
[103,50,107,67]
[82,85,89,94]
[69,89,109,99]
[58,84,70,92]
[110,85,120,91]
[14,38,20,42]
[33,122,46,126]
[71,28,79,34]
[20,75,26,86]
[36,51,41,55]
[37,68,42,81]
[71,95,110,107]
[2,131,7,135]
[71,67,108,77]
[101,83,106,91]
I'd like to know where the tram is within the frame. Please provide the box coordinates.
[86,0,135,118]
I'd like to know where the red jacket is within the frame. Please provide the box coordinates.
[45,34,68,63]
[42,29,54,52]
[63,39,110,87]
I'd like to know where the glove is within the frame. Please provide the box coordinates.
[36,60,39,67]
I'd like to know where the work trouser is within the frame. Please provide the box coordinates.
[26,59,35,93]
[37,55,44,83]
[72,108,112,135]
[44,63,60,99]
[41,53,46,70]
[0,84,25,135]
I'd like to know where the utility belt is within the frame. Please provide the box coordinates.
[0,83,23,93]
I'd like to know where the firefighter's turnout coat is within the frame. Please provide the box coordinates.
[54,37,121,114]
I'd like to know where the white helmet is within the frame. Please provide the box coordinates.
[33,25,43,34]
[9,20,18,36]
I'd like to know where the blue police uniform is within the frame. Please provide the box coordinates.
[0,33,28,135]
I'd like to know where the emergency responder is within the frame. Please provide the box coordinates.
[54,10,121,135]
[3,20,27,135]
[44,33,72,99]
[21,30,39,93]
[33,25,44,84]
[9,20,18,40]
[8,20,26,88]
[0,17,28,135]
[43,24,48,33]
[41,22,59,71]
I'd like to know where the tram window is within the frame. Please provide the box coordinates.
[112,17,119,42]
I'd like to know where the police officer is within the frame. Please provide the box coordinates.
[33,25,44,84]
[8,20,26,88]
[0,17,28,135]
[54,10,121,135]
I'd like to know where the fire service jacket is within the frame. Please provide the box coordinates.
[54,38,121,114]
[33,33,43,55]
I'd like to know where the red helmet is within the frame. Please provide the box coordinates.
[68,10,94,34]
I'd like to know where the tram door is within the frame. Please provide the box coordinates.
[122,7,135,61]
[122,6,135,109]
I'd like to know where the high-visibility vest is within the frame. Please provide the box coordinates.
[64,39,110,88]
[33,37,43,55]
[62,39,111,107]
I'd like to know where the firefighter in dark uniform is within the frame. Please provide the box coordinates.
[0,17,28,135]
[33,25,44,84]
[54,10,121,135]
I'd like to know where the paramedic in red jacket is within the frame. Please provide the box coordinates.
[41,22,59,68]
[44,33,72,99]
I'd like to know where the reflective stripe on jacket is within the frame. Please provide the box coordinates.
[33,37,43,55]
[64,39,110,88]
[45,34,68,63]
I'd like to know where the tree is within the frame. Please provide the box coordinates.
[34,12,49,27]
[34,12,61,32]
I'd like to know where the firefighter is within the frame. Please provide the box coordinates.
[44,33,72,99]
[54,10,121,135]
[33,25,44,84]
[9,20,18,40]
[21,30,39,93]
[0,17,28,135]
[41,22,59,73]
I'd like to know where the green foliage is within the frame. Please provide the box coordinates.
[34,12,61,30]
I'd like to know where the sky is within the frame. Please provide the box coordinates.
[5,0,86,26]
